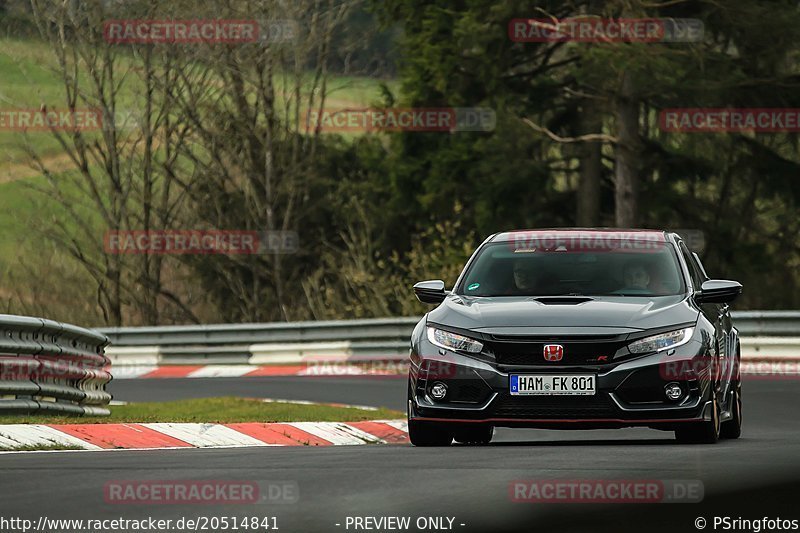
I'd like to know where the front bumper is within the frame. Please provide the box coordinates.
[409,332,715,430]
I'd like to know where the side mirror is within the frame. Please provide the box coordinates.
[695,279,742,304]
[413,280,448,305]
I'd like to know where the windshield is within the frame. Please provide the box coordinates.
[457,238,686,297]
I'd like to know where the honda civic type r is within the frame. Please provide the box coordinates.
[407,229,743,446]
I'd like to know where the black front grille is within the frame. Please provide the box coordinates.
[487,336,627,366]
[491,393,618,419]
[615,387,669,404]
[446,382,491,404]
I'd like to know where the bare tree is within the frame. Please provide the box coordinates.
[165,0,353,322]
[27,0,192,325]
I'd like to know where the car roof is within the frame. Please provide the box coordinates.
[490,228,669,243]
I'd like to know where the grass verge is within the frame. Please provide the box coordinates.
[0,443,85,452]
[0,397,403,425]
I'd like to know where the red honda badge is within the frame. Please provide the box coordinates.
[543,344,564,362]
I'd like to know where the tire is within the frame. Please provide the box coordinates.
[720,381,742,439]
[453,425,494,445]
[408,419,453,446]
[675,398,720,444]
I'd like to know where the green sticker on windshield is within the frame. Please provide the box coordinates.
[467,283,480,291]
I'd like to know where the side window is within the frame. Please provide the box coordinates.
[678,242,704,290]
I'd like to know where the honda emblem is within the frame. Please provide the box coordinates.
[543,344,564,362]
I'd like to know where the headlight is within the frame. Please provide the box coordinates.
[628,327,694,354]
[427,327,484,353]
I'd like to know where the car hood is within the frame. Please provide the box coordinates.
[427,295,698,334]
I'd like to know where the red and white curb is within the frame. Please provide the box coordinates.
[0,420,408,452]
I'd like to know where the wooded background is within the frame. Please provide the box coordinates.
[0,0,798,326]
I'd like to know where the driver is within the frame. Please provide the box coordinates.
[622,260,651,290]
[512,258,538,291]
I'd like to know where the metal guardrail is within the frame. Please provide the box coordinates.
[98,312,800,366]
[0,315,112,416]
[729,311,800,336]
[100,318,418,363]
[100,317,418,345]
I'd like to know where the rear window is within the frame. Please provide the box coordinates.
[457,235,686,297]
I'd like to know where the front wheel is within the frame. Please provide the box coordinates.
[675,399,720,444]
[408,419,453,446]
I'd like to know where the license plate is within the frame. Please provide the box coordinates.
[510,374,596,396]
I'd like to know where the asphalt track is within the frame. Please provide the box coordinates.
[2,378,800,533]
